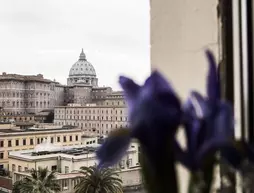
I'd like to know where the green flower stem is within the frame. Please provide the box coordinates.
[188,159,216,193]
[140,142,178,193]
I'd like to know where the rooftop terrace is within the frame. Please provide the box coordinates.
[31,146,97,156]
[9,143,99,161]
[9,140,137,161]
[0,126,78,134]
[0,125,80,137]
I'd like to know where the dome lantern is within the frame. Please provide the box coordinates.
[79,48,86,60]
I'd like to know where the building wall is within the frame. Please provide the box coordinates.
[12,167,142,193]
[72,86,93,105]
[66,86,124,107]
[0,74,66,114]
[0,124,12,129]
[150,0,219,192]
[81,136,98,145]
[150,0,219,99]
[49,84,65,107]
[9,141,139,175]
[64,157,98,172]
[119,168,142,187]
[54,105,128,136]
[91,87,112,102]
[0,109,35,122]
[0,129,82,170]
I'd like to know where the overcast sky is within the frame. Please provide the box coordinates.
[0,0,150,90]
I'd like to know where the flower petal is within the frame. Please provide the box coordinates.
[129,71,181,142]
[119,76,140,114]
[205,50,220,103]
[213,101,234,138]
[119,76,140,98]
[139,71,181,117]
[184,119,202,161]
[96,128,131,168]
[143,71,177,95]
[183,91,210,119]
[195,138,234,168]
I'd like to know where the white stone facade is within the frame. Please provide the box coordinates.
[54,102,128,136]
[0,73,65,114]
[10,141,141,193]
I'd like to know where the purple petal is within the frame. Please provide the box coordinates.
[96,129,131,168]
[205,50,220,102]
[184,120,202,158]
[143,71,177,95]
[119,76,140,112]
[214,101,234,137]
[196,137,232,168]
[183,91,210,119]
[119,76,140,98]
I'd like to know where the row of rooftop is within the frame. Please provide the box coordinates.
[0,73,56,83]
[0,72,122,91]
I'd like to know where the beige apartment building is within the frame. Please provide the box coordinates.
[0,108,52,123]
[0,108,35,123]
[54,102,128,136]
[0,125,82,170]
[9,141,141,193]
[0,73,65,114]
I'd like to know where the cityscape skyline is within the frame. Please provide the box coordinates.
[0,1,148,191]
[0,0,150,90]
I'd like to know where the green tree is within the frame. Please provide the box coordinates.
[75,165,123,193]
[12,180,22,193]
[12,167,61,193]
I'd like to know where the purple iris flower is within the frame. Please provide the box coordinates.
[96,71,182,168]
[175,50,235,170]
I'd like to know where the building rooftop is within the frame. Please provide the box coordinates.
[0,73,54,83]
[14,122,36,126]
[92,87,112,90]
[31,146,97,156]
[0,125,80,136]
[55,104,126,108]
[9,144,99,161]
[9,140,138,161]
[0,128,73,133]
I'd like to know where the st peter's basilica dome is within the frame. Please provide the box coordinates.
[67,49,98,87]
